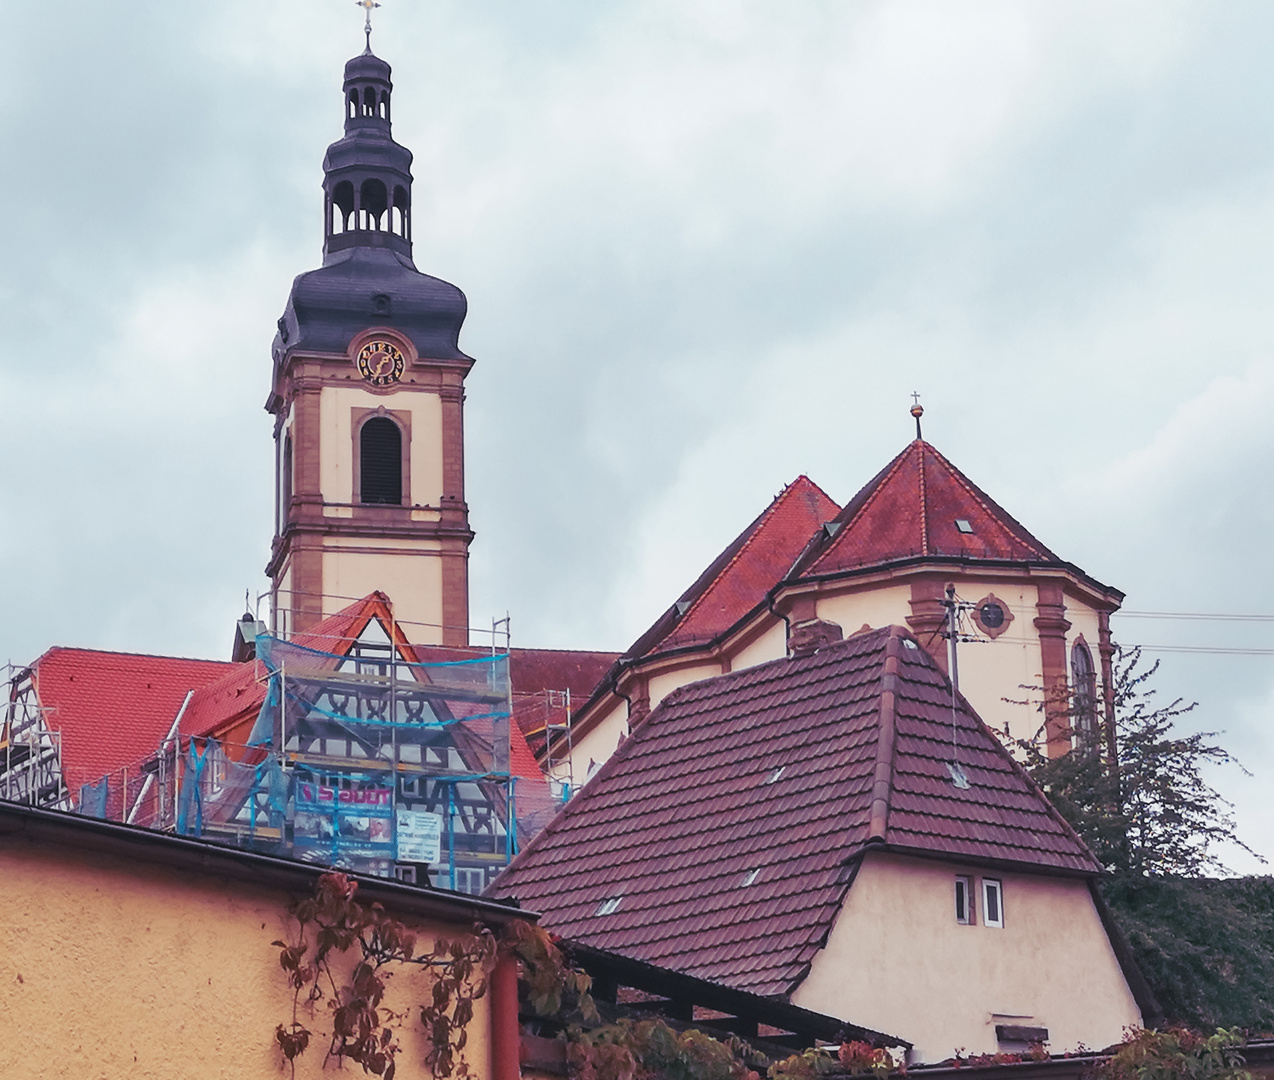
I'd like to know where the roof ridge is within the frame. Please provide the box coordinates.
[867,629,905,842]
[34,646,235,667]
[921,442,1057,560]
[790,446,913,577]
[675,477,828,631]
[917,441,929,557]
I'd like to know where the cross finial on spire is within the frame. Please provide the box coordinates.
[357,0,381,53]
[910,392,924,441]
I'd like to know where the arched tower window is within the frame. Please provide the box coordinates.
[360,417,402,505]
[1071,638,1097,753]
[393,185,409,239]
[348,90,358,119]
[280,433,293,532]
[332,181,355,233]
[363,86,377,116]
[360,179,388,231]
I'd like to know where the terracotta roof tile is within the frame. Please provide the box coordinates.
[795,441,1058,576]
[489,627,1099,998]
[29,649,236,794]
[626,477,839,660]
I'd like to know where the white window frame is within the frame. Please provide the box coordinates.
[955,875,974,924]
[982,877,1004,928]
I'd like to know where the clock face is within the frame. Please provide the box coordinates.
[356,340,405,387]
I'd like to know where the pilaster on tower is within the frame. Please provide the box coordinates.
[265,43,474,647]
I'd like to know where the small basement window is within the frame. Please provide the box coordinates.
[595,896,623,916]
[955,875,973,924]
[982,878,1004,928]
[955,518,974,534]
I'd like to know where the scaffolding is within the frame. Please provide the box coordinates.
[1,666,68,809]
[46,633,562,894]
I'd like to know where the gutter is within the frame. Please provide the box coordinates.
[0,800,535,928]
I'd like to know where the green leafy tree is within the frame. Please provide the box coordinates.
[1017,645,1260,876]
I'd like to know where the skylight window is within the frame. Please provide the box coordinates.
[595,896,623,916]
[764,766,785,785]
[740,868,761,887]
[955,519,974,534]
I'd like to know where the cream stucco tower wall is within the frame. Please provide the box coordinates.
[266,47,474,646]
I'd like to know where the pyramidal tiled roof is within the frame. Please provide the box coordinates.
[626,476,840,659]
[489,626,1100,998]
[793,440,1059,577]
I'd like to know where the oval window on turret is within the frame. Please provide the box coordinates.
[360,417,402,505]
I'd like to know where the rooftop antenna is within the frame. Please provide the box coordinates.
[910,392,924,441]
[944,583,971,789]
[356,0,381,54]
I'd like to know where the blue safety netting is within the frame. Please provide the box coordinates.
[167,633,550,889]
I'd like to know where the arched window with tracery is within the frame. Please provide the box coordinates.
[1071,638,1098,753]
[360,417,402,505]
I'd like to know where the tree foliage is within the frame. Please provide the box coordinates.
[1095,1026,1252,1080]
[1099,874,1274,1032]
[1017,645,1259,876]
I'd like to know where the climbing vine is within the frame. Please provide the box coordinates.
[272,871,594,1079]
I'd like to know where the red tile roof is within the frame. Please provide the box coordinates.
[795,441,1058,576]
[489,626,1099,998]
[626,477,840,660]
[29,649,236,794]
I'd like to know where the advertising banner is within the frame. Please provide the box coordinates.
[294,777,395,866]
[396,809,443,864]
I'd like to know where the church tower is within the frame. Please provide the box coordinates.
[266,42,473,645]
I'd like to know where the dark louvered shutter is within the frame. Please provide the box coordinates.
[360,417,403,504]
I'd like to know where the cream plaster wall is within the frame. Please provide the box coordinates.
[947,583,1042,744]
[322,549,445,643]
[813,584,913,642]
[792,852,1140,1063]
[0,841,493,1080]
[565,700,629,787]
[728,620,788,673]
[319,385,444,507]
[649,663,725,710]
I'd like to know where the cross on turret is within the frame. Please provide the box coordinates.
[356,0,381,53]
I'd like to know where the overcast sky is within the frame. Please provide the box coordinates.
[2,0,1271,872]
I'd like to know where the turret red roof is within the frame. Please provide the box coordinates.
[795,440,1059,576]
[489,626,1100,998]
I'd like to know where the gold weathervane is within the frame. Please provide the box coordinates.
[357,0,381,52]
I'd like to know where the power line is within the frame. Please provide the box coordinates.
[1116,611,1274,623]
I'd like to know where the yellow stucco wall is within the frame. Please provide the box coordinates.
[321,548,446,643]
[319,385,444,507]
[0,840,492,1080]
[728,620,788,673]
[792,851,1141,1064]
[564,700,629,787]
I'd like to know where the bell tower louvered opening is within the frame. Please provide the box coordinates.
[360,417,402,505]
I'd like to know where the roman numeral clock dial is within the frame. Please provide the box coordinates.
[356,340,405,387]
